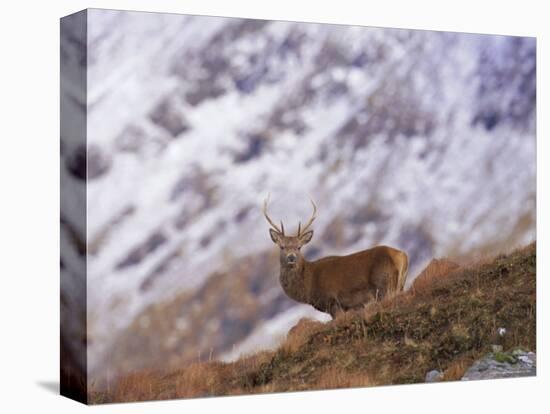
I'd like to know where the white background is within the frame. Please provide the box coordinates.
[0,0,547,412]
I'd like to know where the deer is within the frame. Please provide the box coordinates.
[263,195,409,318]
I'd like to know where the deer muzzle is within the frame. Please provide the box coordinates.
[286,253,297,264]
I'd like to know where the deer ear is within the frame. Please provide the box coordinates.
[299,230,314,245]
[269,229,282,244]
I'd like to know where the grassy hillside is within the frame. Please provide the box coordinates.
[90,242,536,404]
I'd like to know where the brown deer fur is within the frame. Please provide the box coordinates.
[264,197,409,318]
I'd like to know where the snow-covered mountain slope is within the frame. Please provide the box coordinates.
[60,9,535,382]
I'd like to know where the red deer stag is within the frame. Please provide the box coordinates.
[263,196,408,318]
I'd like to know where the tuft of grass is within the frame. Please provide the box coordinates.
[442,357,473,381]
[282,318,326,353]
[411,258,461,294]
[493,352,517,364]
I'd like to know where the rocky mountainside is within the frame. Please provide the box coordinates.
[60,9,536,382]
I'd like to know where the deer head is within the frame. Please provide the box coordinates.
[263,195,317,267]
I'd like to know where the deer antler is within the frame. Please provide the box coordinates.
[263,193,284,235]
[297,199,317,237]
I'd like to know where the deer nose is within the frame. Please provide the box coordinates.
[287,253,297,263]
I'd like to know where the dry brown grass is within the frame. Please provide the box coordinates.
[411,258,461,294]
[171,362,229,398]
[107,371,158,403]
[281,318,326,353]
[442,357,474,381]
[309,367,373,390]
[231,350,274,374]
[91,242,536,404]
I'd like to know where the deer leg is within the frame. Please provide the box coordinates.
[327,298,345,319]
[370,264,400,302]
[369,256,397,300]
[329,307,340,319]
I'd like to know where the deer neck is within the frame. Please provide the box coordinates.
[280,258,308,304]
